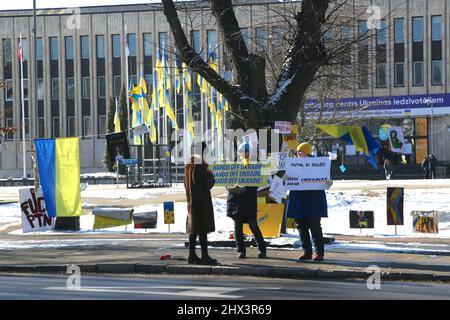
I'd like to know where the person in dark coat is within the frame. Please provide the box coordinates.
[383,158,394,180]
[184,142,217,265]
[226,142,267,259]
[428,154,438,179]
[286,142,331,262]
[421,156,430,179]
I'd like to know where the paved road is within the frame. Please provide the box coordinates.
[0,273,448,300]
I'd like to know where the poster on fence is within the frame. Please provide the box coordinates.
[274,121,292,134]
[387,187,404,225]
[349,210,375,229]
[19,188,54,233]
[412,211,439,234]
[285,157,331,190]
[106,131,131,162]
[243,203,284,238]
[387,127,405,154]
[210,163,269,187]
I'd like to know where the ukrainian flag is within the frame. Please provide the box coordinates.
[34,138,82,218]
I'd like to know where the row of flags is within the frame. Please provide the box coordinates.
[119,48,231,147]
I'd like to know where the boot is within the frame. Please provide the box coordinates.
[258,251,267,259]
[298,252,313,261]
[200,255,218,265]
[238,252,246,259]
[188,254,201,264]
[313,253,324,262]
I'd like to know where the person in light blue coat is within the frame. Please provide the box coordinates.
[286,142,331,262]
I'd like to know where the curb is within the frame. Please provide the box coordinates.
[0,263,449,282]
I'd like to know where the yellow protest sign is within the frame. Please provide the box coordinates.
[164,202,175,225]
[285,124,299,150]
[243,203,285,238]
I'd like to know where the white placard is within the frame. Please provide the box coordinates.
[274,121,292,134]
[268,175,286,203]
[270,152,288,171]
[19,188,54,233]
[132,124,150,137]
[285,157,331,191]
[328,152,338,160]
[387,126,405,153]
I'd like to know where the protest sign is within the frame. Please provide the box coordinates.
[349,210,375,229]
[283,125,299,150]
[132,124,150,137]
[270,152,288,171]
[268,175,285,204]
[274,121,291,134]
[92,208,133,230]
[387,187,404,225]
[134,211,158,229]
[285,157,331,190]
[19,188,54,233]
[210,163,268,187]
[387,127,405,153]
[164,202,175,225]
[106,131,131,162]
[412,211,439,234]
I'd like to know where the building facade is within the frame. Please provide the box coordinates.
[1,0,450,178]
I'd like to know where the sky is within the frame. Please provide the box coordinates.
[0,0,160,11]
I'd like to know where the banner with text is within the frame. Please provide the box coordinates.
[210,163,269,187]
[285,157,331,190]
[19,188,54,233]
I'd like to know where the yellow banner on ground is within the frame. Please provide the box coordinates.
[93,215,132,230]
[243,203,284,238]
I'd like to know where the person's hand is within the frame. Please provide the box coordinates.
[227,186,245,195]
[282,174,291,182]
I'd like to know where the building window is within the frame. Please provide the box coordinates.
[66,77,75,100]
[65,36,74,60]
[83,77,90,99]
[5,118,14,140]
[255,27,266,52]
[143,33,152,57]
[431,16,442,41]
[241,28,249,48]
[394,18,404,44]
[114,75,121,98]
[432,60,442,85]
[37,117,45,138]
[98,115,106,137]
[50,37,58,60]
[112,34,121,58]
[81,36,90,59]
[52,78,59,100]
[96,35,105,59]
[412,17,423,42]
[376,64,387,88]
[5,79,13,101]
[52,117,60,138]
[191,31,201,55]
[20,38,29,61]
[23,79,29,100]
[36,37,43,61]
[159,32,168,55]
[413,61,424,86]
[144,74,152,92]
[98,76,106,98]
[129,75,137,87]
[83,116,91,138]
[127,33,136,57]
[207,30,217,59]
[67,116,76,137]
[3,38,12,63]
[394,62,405,87]
[24,118,29,139]
[37,78,44,100]
[376,20,387,45]
[359,64,369,89]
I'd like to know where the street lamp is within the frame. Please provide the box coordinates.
[424,98,434,155]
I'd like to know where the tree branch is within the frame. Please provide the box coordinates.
[161,0,241,108]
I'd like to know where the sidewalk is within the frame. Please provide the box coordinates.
[0,233,449,282]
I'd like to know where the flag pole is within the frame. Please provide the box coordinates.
[174,62,178,179]
[182,66,187,165]
[19,33,26,178]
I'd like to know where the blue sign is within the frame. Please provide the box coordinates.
[304,93,450,118]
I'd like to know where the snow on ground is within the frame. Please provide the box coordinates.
[2,181,450,240]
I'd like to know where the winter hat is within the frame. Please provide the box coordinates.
[297,142,312,155]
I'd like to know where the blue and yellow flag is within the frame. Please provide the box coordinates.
[34,138,82,218]
[114,99,121,133]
